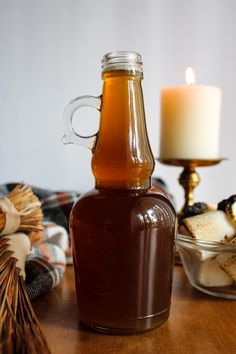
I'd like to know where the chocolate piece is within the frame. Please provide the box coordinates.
[218,195,236,228]
[218,195,236,212]
[179,202,208,222]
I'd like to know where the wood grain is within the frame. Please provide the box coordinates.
[33,266,236,354]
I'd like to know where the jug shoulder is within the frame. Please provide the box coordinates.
[71,188,176,229]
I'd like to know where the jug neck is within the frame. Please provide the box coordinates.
[92,68,154,190]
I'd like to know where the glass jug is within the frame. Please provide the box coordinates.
[63,51,176,334]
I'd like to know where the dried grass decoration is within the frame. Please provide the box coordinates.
[0,184,50,354]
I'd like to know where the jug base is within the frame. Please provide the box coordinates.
[79,308,170,335]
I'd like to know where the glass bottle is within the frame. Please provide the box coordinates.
[63,51,176,334]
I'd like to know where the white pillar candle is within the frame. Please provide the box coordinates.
[159,68,222,160]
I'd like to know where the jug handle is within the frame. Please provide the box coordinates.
[62,95,101,150]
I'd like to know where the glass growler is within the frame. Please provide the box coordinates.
[63,52,176,334]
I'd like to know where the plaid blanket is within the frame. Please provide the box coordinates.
[0,178,171,300]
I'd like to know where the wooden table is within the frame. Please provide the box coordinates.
[34,266,236,354]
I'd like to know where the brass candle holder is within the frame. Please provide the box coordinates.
[158,158,224,216]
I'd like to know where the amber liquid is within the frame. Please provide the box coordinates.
[92,70,154,189]
[71,69,176,333]
[71,188,176,333]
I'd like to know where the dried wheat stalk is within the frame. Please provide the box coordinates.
[0,184,43,236]
[0,184,51,354]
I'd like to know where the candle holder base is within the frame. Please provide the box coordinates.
[159,158,224,216]
[159,158,225,265]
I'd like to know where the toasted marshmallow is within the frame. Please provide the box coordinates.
[226,202,236,228]
[179,210,235,242]
[179,210,236,260]
[216,252,236,282]
[197,258,233,287]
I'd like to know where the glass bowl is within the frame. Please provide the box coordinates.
[176,233,236,299]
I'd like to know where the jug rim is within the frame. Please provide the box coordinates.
[102,51,143,73]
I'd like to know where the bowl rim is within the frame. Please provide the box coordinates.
[177,233,236,252]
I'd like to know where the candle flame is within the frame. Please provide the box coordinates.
[185,67,195,85]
